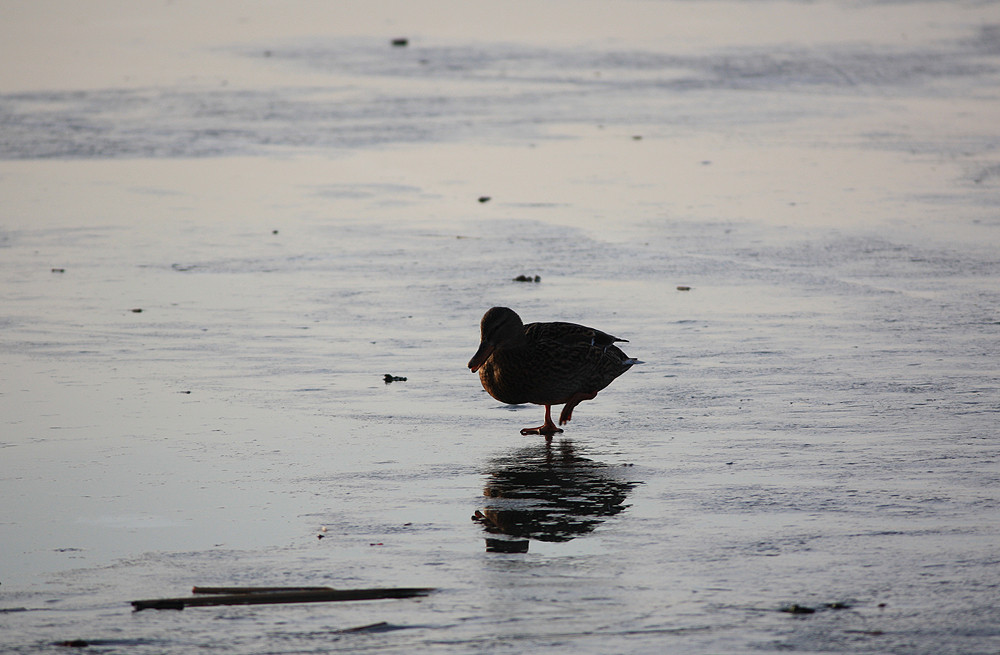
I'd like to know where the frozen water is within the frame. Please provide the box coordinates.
[1,1,998,653]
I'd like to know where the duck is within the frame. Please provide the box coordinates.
[468,307,640,438]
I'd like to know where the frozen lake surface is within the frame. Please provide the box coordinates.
[1,1,999,653]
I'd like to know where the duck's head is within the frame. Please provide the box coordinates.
[468,307,524,372]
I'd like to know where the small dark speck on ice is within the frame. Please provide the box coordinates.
[781,604,816,614]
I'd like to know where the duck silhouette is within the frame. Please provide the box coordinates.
[468,307,640,437]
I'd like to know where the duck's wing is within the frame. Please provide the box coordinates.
[525,321,628,349]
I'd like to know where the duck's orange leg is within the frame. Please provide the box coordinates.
[520,405,563,439]
[558,391,598,425]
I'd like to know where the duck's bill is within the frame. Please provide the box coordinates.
[467,342,494,372]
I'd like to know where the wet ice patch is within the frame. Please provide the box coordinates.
[76,514,181,529]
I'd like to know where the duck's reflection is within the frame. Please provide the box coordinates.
[474,439,641,550]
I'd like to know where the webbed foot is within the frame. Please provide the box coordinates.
[520,405,563,440]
